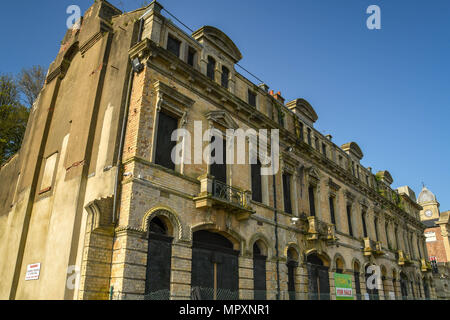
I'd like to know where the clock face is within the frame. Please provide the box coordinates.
[425,210,433,217]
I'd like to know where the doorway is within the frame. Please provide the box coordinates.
[191,230,239,300]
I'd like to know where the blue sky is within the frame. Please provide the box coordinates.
[0,0,448,210]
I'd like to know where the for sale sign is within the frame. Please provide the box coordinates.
[25,263,41,281]
[334,273,354,300]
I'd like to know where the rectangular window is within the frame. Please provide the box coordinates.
[386,223,390,247]
[278,110,284,127]
[329,196,336,225]
[248,90,257,107]
[374,218,379,241]
[187,47,196,67]
[155,111,178,170]
[315,137,319,151]
[283,173,292,214]
[307,128,312,145]
[207,56,216,80]
[221,66,229,89]
[309,186,316,217]
[347,205,353,237]
[362,212,368,238]
[167,35,181,57]
[352,161,355,176]
[322,143,327,157]
[251,160,262,203]
[298,121,304,141]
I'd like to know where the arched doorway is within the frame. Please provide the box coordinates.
[253,241,267,300]
[287,248,299,300]
[364,265,380,300]
[307,254,330,300]
[400,272,409,300]
[145,216,173,299]
[191,230,239,300]
[423,278,431,300]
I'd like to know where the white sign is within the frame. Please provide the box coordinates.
[425,232,436,242]
[389,291,396,300]
[25,263,41,281]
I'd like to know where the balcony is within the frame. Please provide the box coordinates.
[420,258,432,272]
[397,250,412,266]
[306,217,337,244]
[194,174,254,221]
[363,238,384,256]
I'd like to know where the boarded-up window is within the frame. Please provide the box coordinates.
[329,196,336,225]
[145,217,173,299]
[221,66,229,89]
[309,186,316,217]
[251,160,262,203]
[248,90,257,108]
[253,243,266,300]
[155,111,178,170]
[210,135,227,184]
[187,47,196,67]
[362,211,368,238]
[40,153,58,192]
[283,173,292,214]
[207,56,216,80]
[167,35,181,57]
[347,205,353,237]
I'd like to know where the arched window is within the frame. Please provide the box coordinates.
[287,248,298,300]
[307,254,330,300]
[145,216,173,299]
[253,242,267,300]
[400,272,408,300]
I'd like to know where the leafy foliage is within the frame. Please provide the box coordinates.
[0,74,29,164]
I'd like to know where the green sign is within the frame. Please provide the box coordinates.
[334,273,353,300]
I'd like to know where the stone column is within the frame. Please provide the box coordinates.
[266,259,278,300]
[279,260,289,300]
[110,228,148,300]
[295,265,306,300]
[238,255,254,300]
[329,271,336,300]
[170,241,192,300]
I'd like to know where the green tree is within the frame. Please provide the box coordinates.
[0,74,29,164]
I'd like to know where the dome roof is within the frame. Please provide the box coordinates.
[417,186,436,204]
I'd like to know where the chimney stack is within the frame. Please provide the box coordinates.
[269,90,285,104]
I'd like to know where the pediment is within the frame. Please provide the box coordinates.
[286,99,318,125]
[205,110,239,130]
[192,26,243,63]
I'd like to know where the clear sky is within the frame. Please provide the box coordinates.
[0,0,448,210]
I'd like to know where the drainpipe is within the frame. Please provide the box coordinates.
[272,150,281,300]
[112,16,145,224]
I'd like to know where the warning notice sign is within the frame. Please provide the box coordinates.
[25,263,41,281]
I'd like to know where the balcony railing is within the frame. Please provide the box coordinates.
[420,258,432,272]
[363,238,384,256]
[194,174,254,221]
[306,217,337,244]
[212,180,245,207]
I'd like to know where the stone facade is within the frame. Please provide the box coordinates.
[0,0,439,300]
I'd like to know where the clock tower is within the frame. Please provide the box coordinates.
[418,186,440,221]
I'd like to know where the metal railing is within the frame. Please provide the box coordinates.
[212,180,245,207]
[109,288,439,301]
